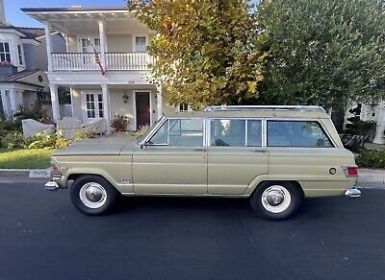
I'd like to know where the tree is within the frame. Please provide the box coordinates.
[128,0,265,106]
[257,0,385,108]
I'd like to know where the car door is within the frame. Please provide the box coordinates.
[207,118,268,195]
[133,117,207,195]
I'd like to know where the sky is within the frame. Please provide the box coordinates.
[4,0,127,27]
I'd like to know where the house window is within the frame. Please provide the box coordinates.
[0,42,11,62]
[179,103,189,112]
[17,45,23,65]
[134,36,147,52]
[85,93,103,119]
[81,38,100,53]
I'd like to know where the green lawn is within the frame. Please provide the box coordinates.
[0,148,53,169]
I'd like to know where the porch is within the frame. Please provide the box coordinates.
[51,52,154,71]
[50,84,163,134]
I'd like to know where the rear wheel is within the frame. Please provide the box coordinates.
[249,181,303,220]
[70,175,120,215]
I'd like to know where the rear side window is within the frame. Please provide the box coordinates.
[210,119,261,147]
[267,120,333,147]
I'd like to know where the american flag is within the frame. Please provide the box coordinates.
[93,47,106,76]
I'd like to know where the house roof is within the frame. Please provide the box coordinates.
[17,27,45,39]
[0,22,44,41]
[0,70,44,88]
[21,7,127,12]
[22,6,147,35]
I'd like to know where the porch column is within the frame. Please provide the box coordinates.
[0,90,10,117]
[9,89,17,114]
[373,100,385,144]
[49,84,60,121]
[102,84,110,134]
[156,84,163,120]
[44,21,53,72]
[98,20,107,68]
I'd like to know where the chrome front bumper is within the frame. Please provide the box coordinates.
[45,181,60,191]
[345,187,361,198]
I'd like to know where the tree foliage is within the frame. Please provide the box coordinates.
[257,0,385,107]
[128,0,265,106]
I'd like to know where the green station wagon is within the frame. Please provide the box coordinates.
[46,105,360,220]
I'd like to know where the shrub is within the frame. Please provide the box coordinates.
[0,120,22,135]
[356,149,385,169]
[26,132,69,150]
[126,125,150,137]
[111,115,130,132]
[73,128,97,142]
[0,132,25,149]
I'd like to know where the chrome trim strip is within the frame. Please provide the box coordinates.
[204,105,326,113]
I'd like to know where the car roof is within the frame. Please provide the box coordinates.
[165,110,330,119]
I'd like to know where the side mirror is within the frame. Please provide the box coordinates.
[139,141,146,149]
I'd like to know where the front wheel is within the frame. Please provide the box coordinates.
[70,175,120,215]
[249,181,303,220]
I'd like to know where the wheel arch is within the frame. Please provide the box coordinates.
[67,171,118,190]
[248,179,305,198]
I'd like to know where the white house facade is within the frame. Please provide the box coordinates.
[23,7,166,133]
[0,24,48,118]
[0,0,65,119]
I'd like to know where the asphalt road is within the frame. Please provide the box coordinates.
[0,179,384,280]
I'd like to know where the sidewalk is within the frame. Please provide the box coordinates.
[358,168,385,187]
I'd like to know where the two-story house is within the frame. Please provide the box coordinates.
[0,0,65,119]
[23,6,166,133]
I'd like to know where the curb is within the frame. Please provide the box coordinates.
[0,169,50,179]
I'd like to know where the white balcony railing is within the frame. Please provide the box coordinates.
[51,52,153,71]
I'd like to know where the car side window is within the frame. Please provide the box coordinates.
[210,119,262,147]
[148,118,204,146]
[267,120,333,147]
[210,119,245,146]
[247,120,262,147]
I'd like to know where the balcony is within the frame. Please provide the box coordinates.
[51,52,154,71]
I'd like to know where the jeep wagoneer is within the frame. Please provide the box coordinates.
[46,106,360,220]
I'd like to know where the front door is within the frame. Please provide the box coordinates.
[133,118,207,195]
[135,92,150,129]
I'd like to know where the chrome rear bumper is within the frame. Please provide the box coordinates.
[345,187,361,198]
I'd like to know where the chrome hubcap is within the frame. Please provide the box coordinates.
[261,185,291,213]
[79,182,107,209]
[265,190,284,206]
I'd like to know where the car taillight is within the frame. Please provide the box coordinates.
[50,162,61,177]
[343,165,358,177]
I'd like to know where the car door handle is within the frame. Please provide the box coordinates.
[193,148,207,152]
[253,149,267,153]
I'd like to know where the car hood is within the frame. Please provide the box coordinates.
[54,136,139,156]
